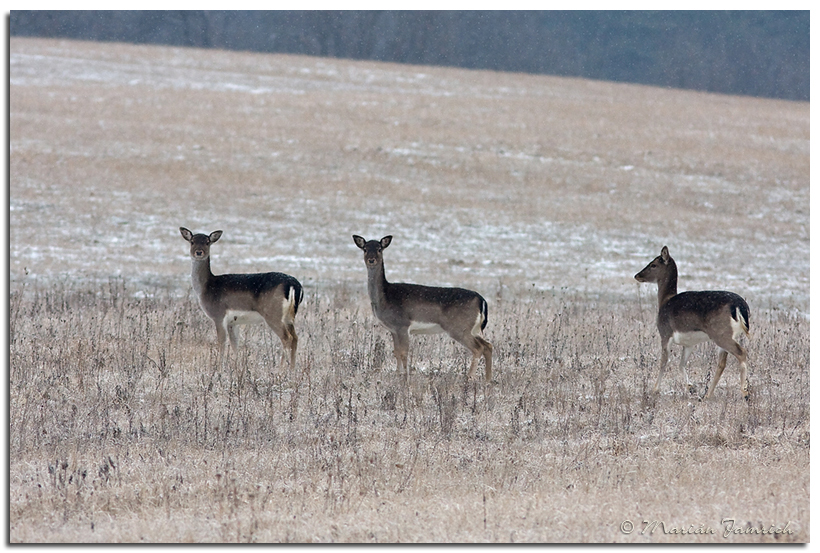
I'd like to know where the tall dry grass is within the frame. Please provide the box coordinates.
[8,278,809,542]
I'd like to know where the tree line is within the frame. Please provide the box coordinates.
[10,10,809,101]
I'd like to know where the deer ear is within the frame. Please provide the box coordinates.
[209,230,223,244]
[180,227,193,242]
[352,235,366,250]
[380,235,393,249]
[660,246,669,262]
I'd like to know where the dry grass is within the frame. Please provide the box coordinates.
[7,280,810,542]
[8,38,809,542]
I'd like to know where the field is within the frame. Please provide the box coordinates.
[8,37,810,542]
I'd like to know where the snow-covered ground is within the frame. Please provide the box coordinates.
[10,38,809,314]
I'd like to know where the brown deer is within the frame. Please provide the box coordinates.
[180,227,303,370]
[353,235,493,381]
[635,246,750,399]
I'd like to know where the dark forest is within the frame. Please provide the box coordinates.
[10,10,809,101]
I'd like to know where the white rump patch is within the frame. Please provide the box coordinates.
[408,321,445,335]
[471,312,484,336]
[730,312,747,340]
[281,293,294,325]
[672,331,709,347]
[224,310,265,326]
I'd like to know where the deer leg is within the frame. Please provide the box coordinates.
[214,320,230,364]
[215,320,227,349]
[467,335,493,382]
[465,340,480,380]
[276,329,291,369]
[726,340,749,400]
[654,339,671,393]
[286,323,298,371]
[391,330,410,380]
[705,350,728,399]
[259,304,298,371]
[724,340,749,400]
[227,322,240,351]
[450,332,491,381]
[739,359,749,400]
[708,333,748,399]
[479,337,494,382]
[679,346,695,394]
[266,318,297,372]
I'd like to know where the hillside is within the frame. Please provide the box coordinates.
[9,37,810,309]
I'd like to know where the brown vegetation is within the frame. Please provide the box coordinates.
[9,38,809,542]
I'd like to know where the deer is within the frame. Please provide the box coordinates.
[179,227,303,371]
[635,246,750,400]
[352,235,493,382]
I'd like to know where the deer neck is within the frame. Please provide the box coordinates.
[191,257,213,296]
[657,262,678,308]
[365,260,389,308]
